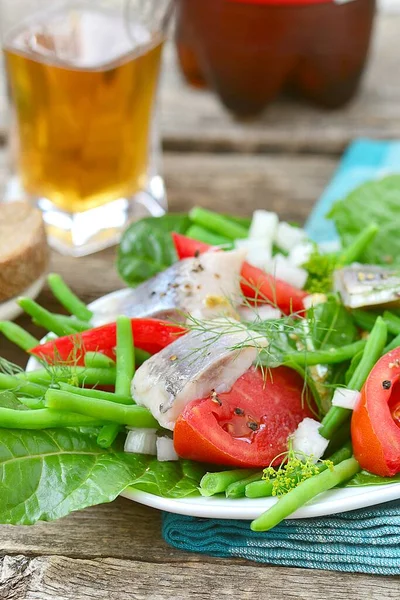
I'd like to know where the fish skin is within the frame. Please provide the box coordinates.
[334,264,400,309]
[131,319,267,430]
[92,250,246,325]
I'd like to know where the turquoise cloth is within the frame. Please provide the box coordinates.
[161,139,400,573]
[305,138,400,244]
[162,501,400,575]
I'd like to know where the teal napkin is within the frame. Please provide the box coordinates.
[162,139,400,574]
[162,501,400,574]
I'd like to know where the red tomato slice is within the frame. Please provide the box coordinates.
[29,319,186,366]
[174,366,314,468]
[351,348,400,477]
[171,233,307,315]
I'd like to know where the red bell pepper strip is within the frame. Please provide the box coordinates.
[172,232,211,259]
[172,233,307,314]
[29,318,186,366]
[351,347,400,477]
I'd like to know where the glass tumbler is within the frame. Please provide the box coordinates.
[1,0,174,256]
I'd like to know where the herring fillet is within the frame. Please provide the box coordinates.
[93,249,246,325]
[334,264,400,308]
[131,321,266,430]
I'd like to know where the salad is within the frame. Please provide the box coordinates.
[1,175,400,532]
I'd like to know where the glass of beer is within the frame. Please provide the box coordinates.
[1,0,173,256]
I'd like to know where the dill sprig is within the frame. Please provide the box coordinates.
[0,357,24,376]
[263,440,334,497]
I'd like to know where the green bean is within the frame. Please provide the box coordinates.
[189,207,248,240]
[384,333,400,354]
[338,225,378,266]
[84,352,116,369]
[383,311,400,336]
[245,443,353,499]
[199,469,258,497]
[348,318,387,390]
[97,423,122,448]
[0,373,46,397]
[352,309,377,332]
[115,315,135,397]
[0,321,39,351]
[344,349,364,386]
[18,367,116,387]
[186,225,232,247]
[320,317,387,440]
[52,314,91,333]
[45,389,158,428]
[283,339,366,367]
[97,316,136,448]
[134,348,151,366]
[32,314,90,333]
[250,457,360,531]
[0,406,105,429]
[47,273,93,322]
[245,479,274,499]
[18,297,76,336]
[58,382,132,405]
[226,471,264,499]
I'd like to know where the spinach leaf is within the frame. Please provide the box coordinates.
[117,214,190,286]
[345,470,400,487]
[0,428,204,525]
[0,391,29,410]
[310,295,358,349]
[127,458,206,498]
[328,175,400,266]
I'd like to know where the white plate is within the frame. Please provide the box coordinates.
[27,289,400,521]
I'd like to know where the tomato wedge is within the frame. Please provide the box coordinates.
[174,366,314,467]
[29,319,186,365]
[172,233,307,314]
[351,348,400,477]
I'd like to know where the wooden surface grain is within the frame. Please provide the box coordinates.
[161,15,400,155]
[2,554,400,600]
[1,11,400,599]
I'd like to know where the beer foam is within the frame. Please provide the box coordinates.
[8,8,153,69]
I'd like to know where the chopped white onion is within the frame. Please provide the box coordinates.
[266,254,308,289]
[275,222,307,253]
[124,428,157,455]
[292,418,329,462]
[303,293,328,311]
[234,238,272,270]
[248,210,278,242]
[156,437,179,462]
[331,388,361,411]
[239,305,281,322]
[288,241,314,267]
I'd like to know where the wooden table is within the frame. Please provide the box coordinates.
[1,13,400,599]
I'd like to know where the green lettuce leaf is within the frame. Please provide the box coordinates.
[0,428,205,525]
[328,175,400,266]
[117,214,190,286]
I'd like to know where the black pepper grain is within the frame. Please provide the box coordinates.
[247,421,259,431]
[234,408,245,416]
[382,380,392,390]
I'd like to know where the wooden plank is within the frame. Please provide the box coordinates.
[1,554,400,600]
[0,499,196,563]
[161,15,400,154]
